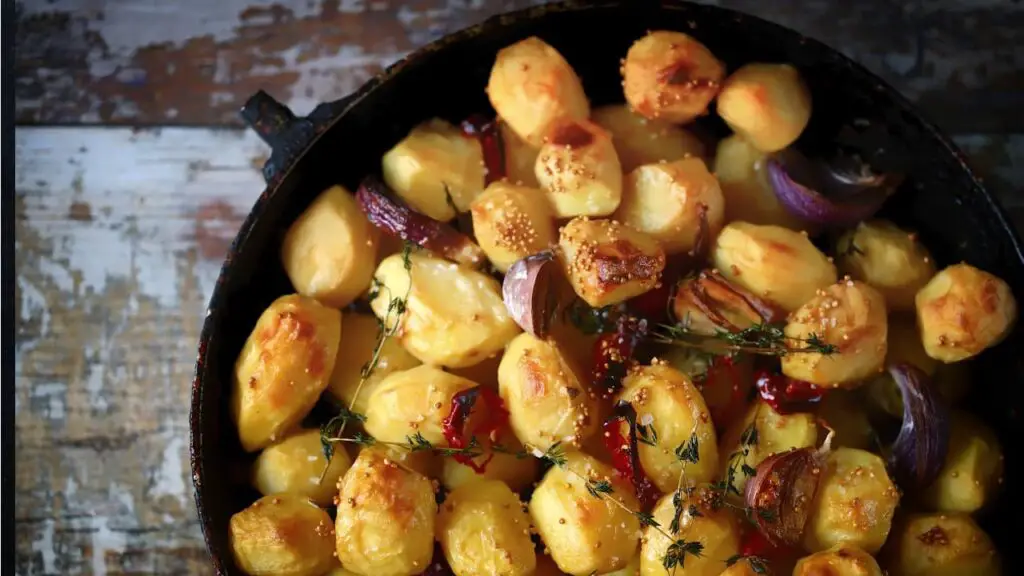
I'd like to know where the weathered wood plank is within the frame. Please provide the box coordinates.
[15,0,1024,133]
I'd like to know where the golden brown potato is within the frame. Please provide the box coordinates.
[622,30,725,123]
[335,447,437,576]
[716,63,811,152]
[836,220,937,312]
[793,544,883,576]
[498,333,598,451]
[884,513,1001,576]
[470,181,557,272]
[500,120,542,187]
[530,452,640,575]
[282,185,379,308]
[712,222,837,312]
[251,429,353,506]
[532,555,568,576]
[718,557,768,576]
[591,104,706,172]
[381,118,485,221]
[324,564,360,576]
[921,412,1004,513]
[782,281,888,388]
[640,490,740,576]
[364,443,440,479]
[616,364,719,492]
[803,447,899,554]
[441,432,538,492]
[915,263,1018,362]
[233,294,341,452]
[229,494,336,576]
[816,390,874,450]
[558,217,666,308]
[364,365,478,445]
[487,37,589,147]
[615,157,726,255]
[437,480,536,576]
[536,119,623,218]
[370,252,520,368]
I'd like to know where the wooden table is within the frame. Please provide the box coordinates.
[14,1,1023,573]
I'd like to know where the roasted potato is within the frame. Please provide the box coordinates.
[718,556,770,576]
[558,217,666,308]
[591,104,706,172]
[836,220,936,312]
[470,181,557,272]
[233,294,341,452]
[817,390,874,450]
[915,263,1017,363]
[500,120,542,187]
[487,37,590,147]
[381,118,486,221]
[530,452,640,575]
[615,363,719,492]
[782,281,888,388]
[716,63,811,152]
[282,185,379,308]
[920,412,1004,513]
[622,30,725,123]
[615,157,726,255]
[803,447,899,554]
[862,314,952,418]
[370,252,520,368]
[441,432,538,492]
[793,544,883,576]
[335,447,437,576]
[251,429,353,506]
[535,119,623,218]
[712,222,837,312]
[713,135,814,230]
[640,490,740,576]
[438,480,536,576]
[364,365,478,445]
[324,565,359,576]
[498,333,598,451]
[229,494,336,576]
[369,444,441,479]
[883,513,1001,576]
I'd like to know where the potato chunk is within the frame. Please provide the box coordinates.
[793,544,883,576]
[622,30,725,123]
[438,480,536,576]
[381,118,485,221]
[535,119,623,218]
[782,281,888,388]
[370,252,520,367]
[836,220,936,311]
[803,447,899,554]
[364,365,477,445]
[487,37,589,147]
[615,158,725,255]
[559,217,666,308]
[713,135,812,230]
[640,490,739,576]
[884,513,1001,576]
[921,412,1004,513]
[442,432,538,492]
[500,120,541,187]
[335,447,437,576]
[712,222,836,312]
[471,181,556,272]
[229,494,336,576]
[915,263,1017,362]
[616,364,719,492]
[233,294,341,452]
[530,452,640,575]
[282,185,379,308]
[716,63,811,152]
[591,104,706,172]
[251,429,353,506]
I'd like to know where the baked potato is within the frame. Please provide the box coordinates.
[535,119,623,218]
[639,490,740,576]
[793,544,883,576]
[883,513,1001,576]
[251,428,353,506]
[500,120,541,187]
[364,365,478,445]
[920,411,1004,513]
[591,104,706,171]
[229,494,336,576]
[716,63,812,152]
[437,479,536,576]
[836,220,936,312]
[470,181,557,272]
[441,432,538,493]
[622,30,725,123]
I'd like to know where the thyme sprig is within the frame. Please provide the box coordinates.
[650,322,838,357]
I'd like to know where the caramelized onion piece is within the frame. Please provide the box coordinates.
[502,251,561,337]
[672,269,786,333]
[888,363,951,489]
[745,434,832,545]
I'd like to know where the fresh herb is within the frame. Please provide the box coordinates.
[564,300,618,335]
[651,322,838,357]
[586,478,614,498]
[675,433,700,464]
[725,554,770,574]
[443,183,458,215]
[637,423,659,447]
[662,539,704,571]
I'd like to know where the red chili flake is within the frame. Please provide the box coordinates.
[754,369,826,415]
[591,315,648,398]
[460,114,506,185]
[441,386,510,473]
[602,401,662,509]
[626,281,672,323]
[696,355,750,431]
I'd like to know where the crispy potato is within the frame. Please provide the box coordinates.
[782,281,888,388]
[487,37,589,147]
[640,490,740,576]
[533,555,568,576]
[793,544,883,576]
[616,364,719,492]
[816,390,874,450]
[498,333,598,451]
[718,557,770,576]
[883,513,1001,576]
[915,263,1017,362]
[713,135,813,230]
[381,118,485,221]
[836,220,936,312]
[803,447,899,554]
[361,443,440,479]
[233,294,341,452]
[591,104,706,172]
[251,429,353,506]
[716,63,811,152]
[441,432,538,492]
[470,181,556,272]
[535,119,623,218]
[530,452,640,575]
[615,158,726,255]
[438,480,536,576]
[500,120,541,187]
[364,365,478,445]
[282,185,379,308]
[921,412,1004,513]
[622,30,725,123]
[558,217,666,308]
[335,447,437,576]
[370,253,520,368]
[712,222,837,312]
[229,494,336,576]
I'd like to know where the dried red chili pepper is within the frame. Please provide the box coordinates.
[626,280,673,323]
[754,369,826,415]
[740,526,801,573]
[603,401,662,509]
[695,355,752,431]
[460,114,506,185]
[441,385,510,473]
[591,315,648,398]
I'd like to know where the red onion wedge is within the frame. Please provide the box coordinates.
[502,251,562,337]
[887,363,951,489]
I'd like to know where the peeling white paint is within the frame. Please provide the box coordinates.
[151,427,187,506]
[32,382,68,421]
[90,516,127,576]
[31,518,58,575]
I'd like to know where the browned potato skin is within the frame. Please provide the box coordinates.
[251,429,353,506]
[500,120,542,187]
[713,135,814,230]
[229,494,337,576]
[233,294,341,452]
[364,365,478,445]
[487,37,590,147]
[793,544,884,576]
[536,119,623,218]
[622,31,725,123]
[920,411,1004,513]
[437,480,536,576]
[591,104,706,172]
[615,157,726,255]
[716,63,811,152]
[915,263,1018,363]
[836,220,936,312]
[471,181,557,272]
[883,513,1001,576]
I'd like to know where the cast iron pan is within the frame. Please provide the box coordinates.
[190,1,1024,572]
